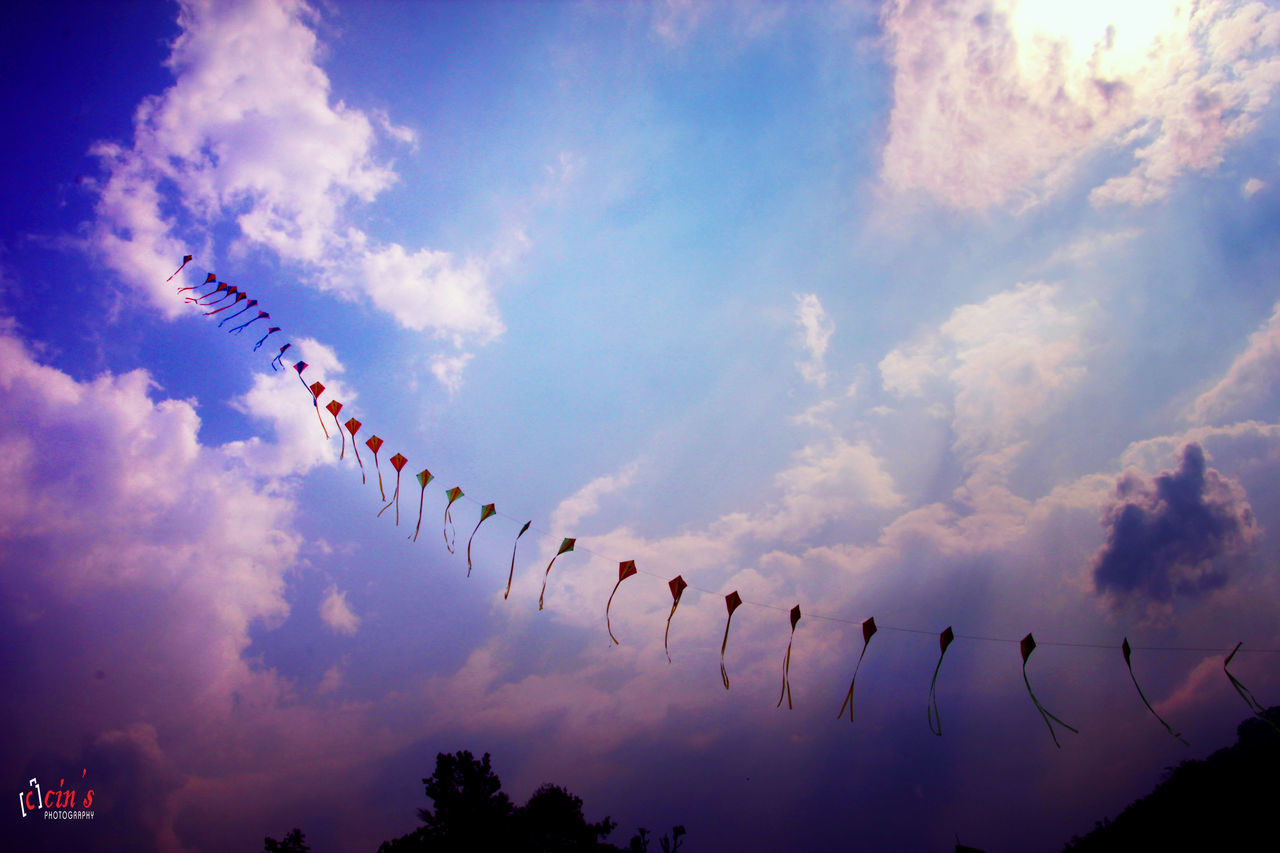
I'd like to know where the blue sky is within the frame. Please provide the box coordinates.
[4,1,1280,850]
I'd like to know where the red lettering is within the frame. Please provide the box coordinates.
[84,789,94,808]
[24,791,35,811]
[44,790,55,808]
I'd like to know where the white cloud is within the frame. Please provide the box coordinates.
[1189,302,1280,424]
[319,585,360,635]
[549,461,641,533]
[1243,177,1267,196]
[880,282,1090,460]
[0,323,302,838]
[429,352,475,395]
[89,0,506,370]
[880,0,1280,210]
[224,337,351,477]
[794,293,834,388]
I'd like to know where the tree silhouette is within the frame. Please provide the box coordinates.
[1062,707,1279,851]
[378,750,682,853]
[263,827,310,853]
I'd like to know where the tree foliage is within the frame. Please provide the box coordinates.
[378,750,684,853]
[1062,708,1279,852]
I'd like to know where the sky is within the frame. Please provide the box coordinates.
[3,0,1280,850]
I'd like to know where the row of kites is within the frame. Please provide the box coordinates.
[169,256,1276,748]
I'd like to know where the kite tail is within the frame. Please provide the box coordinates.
[838,648,869,722]
[1224,643,1280,734]
[928,627,955,737]
[166,255,192,282]
[443,505,457,553]
[351,440,365,483]
[218,301,256,327]
[230,312,268,334]
[466,520,482,575]
[1123,639,1188,745]
[505,521,531,600]
[605,562,637,646]
[538,556,558,611]
[719,621,733,691]
[270,344,291,371]
[253,327,280,351]
[1022,664,1078,748]
[177,272,216,294]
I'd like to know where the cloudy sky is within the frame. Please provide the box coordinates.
[3,1,1280,850]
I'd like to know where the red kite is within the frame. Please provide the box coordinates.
[1021,633,1078,748]
[664,575,687,663]
[188,280,227,304]
[838,617,877,722]
[538,538,575,611]
[366,435,386,501]
[505,520,531,600]
[377,452,408,524]
[326,400,345,458]
[345,418,366,483]
[177,271,216,295]
[720,591,742,690]
[605,560,637,645]
[777,605,801,709]
[205,291,246,317]
[928,627,955,736]
[1122,638,1187,745]
[166,255,193,281]
[466,503,495,576]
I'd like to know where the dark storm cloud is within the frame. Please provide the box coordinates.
[1092,443,1258,604]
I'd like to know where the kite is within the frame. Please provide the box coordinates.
[270,343,291,371]
[1224,643,1277,733]
[230,310,269,334]
[411,469,434,542]
[205,290,246,317]
[1020,633,1078,748]
[177,272,217,295]
[928,627,955,736]
[166,255,193,282]
[366,435,386,500]
[443,487,465,554]
[466,503,496,577]
[538,537,576,611]
[345,418,366,483]
[326,401,345,458]
[198,284,237,307]
[838,617,877,722]
[188,281,227,304]
[720,591,743,690]
[253,327,282,351]
[504,520,531,600]
[377,452,408,524]
[290,362,328,440]
[605,560,638,645]
[307,381,330,439]
[218,298,258,327]
[1121,638,1188,745]
[777,605,801,710]
[664,575,688,663]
